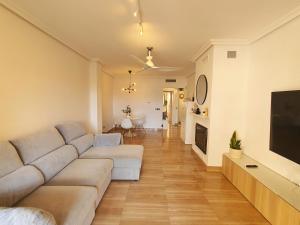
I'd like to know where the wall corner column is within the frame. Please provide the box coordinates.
[89,59,103,133]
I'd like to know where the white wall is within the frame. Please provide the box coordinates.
[192,45,248,166]
[192,15,300,181]
[244,16,300,182]
[185,74,195,100]
[113,76,186,128]
[0,5,90,140]
[208,45,248,166]
[172,89,179,125]
[178,90,185,123]
[192,48,214,164]
[102,72,114,132]
[89,61,102,132]
[195,50,213,119]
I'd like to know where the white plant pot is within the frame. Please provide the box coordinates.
[229,148,243,158]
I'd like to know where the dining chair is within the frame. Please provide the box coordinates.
[132,115,146,135]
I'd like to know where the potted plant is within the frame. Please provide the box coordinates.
[229,131,242,158]
[122,105,132,117]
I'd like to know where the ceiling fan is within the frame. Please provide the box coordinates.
[131,47,181,74]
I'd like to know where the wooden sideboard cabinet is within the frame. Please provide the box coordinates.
[222,153,300,225]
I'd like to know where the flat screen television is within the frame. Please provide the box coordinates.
[270,90,300,164]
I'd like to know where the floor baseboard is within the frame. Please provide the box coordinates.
[206,166,222,172]
[192,148,222,172]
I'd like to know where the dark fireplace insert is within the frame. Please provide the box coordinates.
[195,123,208,154]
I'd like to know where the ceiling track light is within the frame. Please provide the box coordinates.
[139,23,143,36]
[134,0,144,36]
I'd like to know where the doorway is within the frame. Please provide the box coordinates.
[162,88,184,129]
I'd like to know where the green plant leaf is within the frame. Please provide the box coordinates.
[229,131,242,150]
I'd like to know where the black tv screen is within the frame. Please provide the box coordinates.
[270,90,300,164]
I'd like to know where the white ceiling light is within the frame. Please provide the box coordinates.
[131,47,181,73]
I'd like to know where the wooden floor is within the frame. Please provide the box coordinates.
[92,126,270,225]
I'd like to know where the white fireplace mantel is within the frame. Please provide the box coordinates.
[191,112,210,165]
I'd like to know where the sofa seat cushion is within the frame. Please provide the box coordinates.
[80,145,144,168]
[46,159,113,193]
[17,186,97,225]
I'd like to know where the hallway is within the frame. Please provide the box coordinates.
[93,127,270,225]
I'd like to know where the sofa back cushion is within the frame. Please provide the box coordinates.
[69,134,94,155]
[0,142,44,207]
[0,142,23,178]
[55,122,87,143]
[31,145,78,182]
[0,165,44,206]
[11,128,65,164]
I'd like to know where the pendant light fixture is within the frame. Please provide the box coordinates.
[122,70,136,93]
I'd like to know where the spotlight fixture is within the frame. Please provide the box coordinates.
[122,70,136,94]
[139,23,143,36]
[134,0,143,36]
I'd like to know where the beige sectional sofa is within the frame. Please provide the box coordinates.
[0,122,143,225]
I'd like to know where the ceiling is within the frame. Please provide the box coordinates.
[2,0,300,77]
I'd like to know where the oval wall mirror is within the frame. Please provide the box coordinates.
[196,75,208,105]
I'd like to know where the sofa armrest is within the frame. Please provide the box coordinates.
[94,133,123,147]
[0,207,57,225]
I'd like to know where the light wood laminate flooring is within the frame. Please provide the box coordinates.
[92,126,270,225]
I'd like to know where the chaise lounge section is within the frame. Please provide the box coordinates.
[56,122,144,180]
